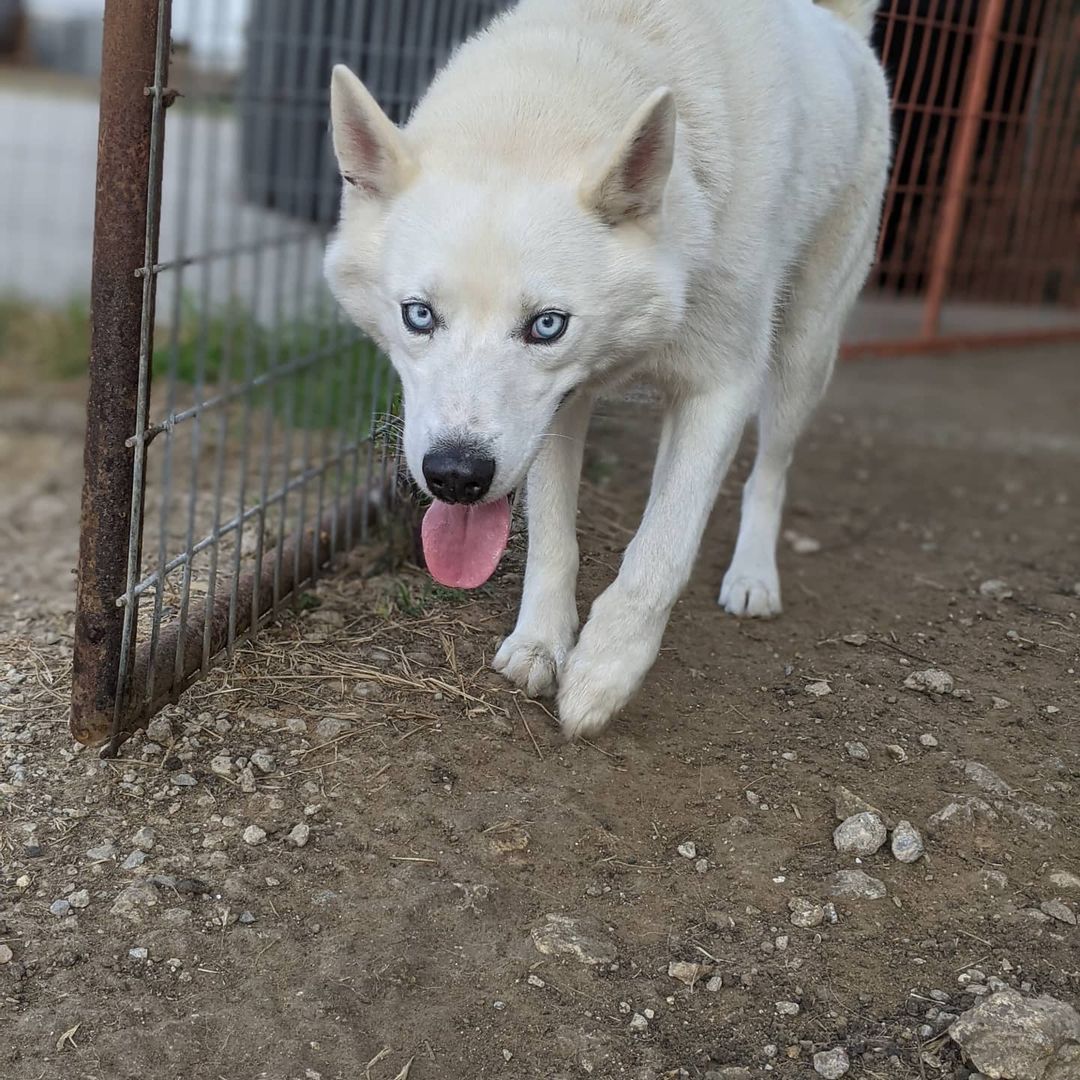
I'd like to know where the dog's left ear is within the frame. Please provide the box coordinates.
[583,87,676,224]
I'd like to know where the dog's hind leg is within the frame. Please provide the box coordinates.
[493,392,593,698]
[720,187,882,618]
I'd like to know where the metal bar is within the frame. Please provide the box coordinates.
[920,0,1008,338]
[92,484,385,750]
[842,323,1080,361]
[70,0,173,748]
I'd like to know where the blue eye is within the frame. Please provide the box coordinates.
[527,311,569,344]
[402,301,436,334]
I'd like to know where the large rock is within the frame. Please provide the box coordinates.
[949,989,1080,1080]
[531,914,617,966]
[833,812,887,856]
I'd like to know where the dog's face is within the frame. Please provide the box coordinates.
[325,66,686,504]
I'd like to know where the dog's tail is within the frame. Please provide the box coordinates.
[816,0,879,38]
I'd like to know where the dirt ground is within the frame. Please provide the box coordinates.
[2,345,1078,1080]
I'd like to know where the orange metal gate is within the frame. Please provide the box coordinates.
[844,0,1080,358]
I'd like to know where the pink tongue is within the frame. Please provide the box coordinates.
[421,497,512,589]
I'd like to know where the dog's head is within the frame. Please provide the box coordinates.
[324,65,688,581]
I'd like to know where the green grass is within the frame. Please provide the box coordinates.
[0,293,394,433]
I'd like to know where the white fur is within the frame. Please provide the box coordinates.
[325,0,890,738]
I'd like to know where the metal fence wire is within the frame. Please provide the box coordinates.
[69,0,1079,750]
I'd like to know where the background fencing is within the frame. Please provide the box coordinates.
[0,0,1074,748]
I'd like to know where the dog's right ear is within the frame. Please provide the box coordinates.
[583,87,676,224]
[330,65,416,199]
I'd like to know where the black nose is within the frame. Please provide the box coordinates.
[422,446,496,505]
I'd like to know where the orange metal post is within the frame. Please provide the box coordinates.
[920,0,1008,338]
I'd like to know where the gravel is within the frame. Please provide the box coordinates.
[677,840,697,859]
[67,888,90,909]
[844,741,869,760]
[833,812,887,856]
[242,825,268,846]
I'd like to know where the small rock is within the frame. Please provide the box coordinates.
[238,767,257,794]
[813,1047,850,1078]
[110,879,160,923]
[242,825,267,846]
[885,743,908,763]
[49,899,71,917]
[827,870,887,901]
[843,632,868,647]
[629,1013,648,1033]
[128,947,149,961]
[806,680,832,697]
[315,717,347,742]
[963,760,1014,798]
[695,857,710,874]
[146,716,172,743]
[845,741,870,761]
[776,1001,800,1016]
[832,785,882,821]
[784,530,822,555]
[891,821,924,863]
[68,889,91,909]
[949,989,1080,1080]
[833,812,887,856]
[0,944,12,963]
[133,826,156,852]
[669,960,707,986]
[86,841,118,862]
[526,974,545,988]
[210,754,234,777]
[789,897,825,928]
[705,975,724,992]
[238,911,256,925]
[172,773,197,788]
[1040,899,1077,926]
[979,579,1013,600]
[287,822,311,848]
[677,841,697,859]
[919,733,939,748]
[991,696,1011,710]
[928,798,998,836]
[249,749,275,774]
[121,850,147,871]
[904,668,955,696]
[1048,870,1080,890]
[530,914,617,966]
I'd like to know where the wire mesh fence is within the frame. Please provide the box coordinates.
[850,0,1080,353]
[69,0,510,750]
[48,0,1079,748]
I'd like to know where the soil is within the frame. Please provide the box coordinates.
[2,345,1078,1080]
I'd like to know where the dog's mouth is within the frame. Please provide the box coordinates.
[421,494,513,590]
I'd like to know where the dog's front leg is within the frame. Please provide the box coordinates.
[557,383,756,738]
[493,393,593,697]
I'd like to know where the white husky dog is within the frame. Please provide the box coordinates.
[325,0,890,738]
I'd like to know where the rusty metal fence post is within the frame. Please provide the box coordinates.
[70,0,172,747]
[920,0,1008,339]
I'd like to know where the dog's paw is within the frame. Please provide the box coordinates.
[556,653,633,740]
[493,632,570,698]
[719,565,782,618]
